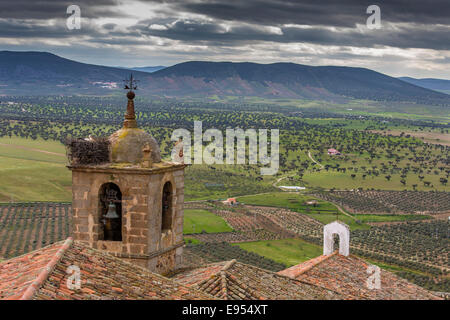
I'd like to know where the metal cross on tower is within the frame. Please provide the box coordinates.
[122,74,138,128]
[124,74,139,91]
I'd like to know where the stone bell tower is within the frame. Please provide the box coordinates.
[68,75,185,275]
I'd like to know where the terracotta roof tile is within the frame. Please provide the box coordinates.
[278,253,442,300]
[0,238,214,300]
[0,240,67,300]
[172,259,342,300]
[278,251,337,278]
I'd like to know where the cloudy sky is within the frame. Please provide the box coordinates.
[1,0,449,78]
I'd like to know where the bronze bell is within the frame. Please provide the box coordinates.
[105,202,119,219]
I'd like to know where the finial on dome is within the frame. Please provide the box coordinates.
[123,74,139,128]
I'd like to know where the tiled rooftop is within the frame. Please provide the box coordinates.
[1,239,442,300]
[0,240,65,300]
[278,252,442,300]
[172,259,342,300]
[0,238,213,300]
[0,202,443,301]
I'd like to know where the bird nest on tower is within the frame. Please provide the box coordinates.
[66,137,110,165]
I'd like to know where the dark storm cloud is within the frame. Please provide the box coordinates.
[102,23,117,30]
[3,0,448,27]
[1,0,448,51]
[0,18,106,39]
[135,19,271,42]
[131,0,450,51]
[280,24,450,50]
[135,19,450,50]
[0,0,126,20]
[159,0,450,27]
[1,0,449,77]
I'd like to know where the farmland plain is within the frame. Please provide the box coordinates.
[0,95,448,292]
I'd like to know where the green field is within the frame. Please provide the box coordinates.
[237,192,430,230]
[237,192,339,212]
[0,137,71,202]
[233,238,323,267]
[0,136,67,154]
[183,209,233,234]
[237,192,369,230]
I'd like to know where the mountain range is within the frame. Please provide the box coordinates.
[128,66,166,73]
[0,51,448,106]
[398,77,450,95]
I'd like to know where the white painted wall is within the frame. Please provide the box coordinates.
[323,221,350,256]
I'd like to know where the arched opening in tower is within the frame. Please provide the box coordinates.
[99,182,122,241]
[161,182,173,232]
[332,233,340,252]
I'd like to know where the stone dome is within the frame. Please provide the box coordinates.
[109,128,161,164]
